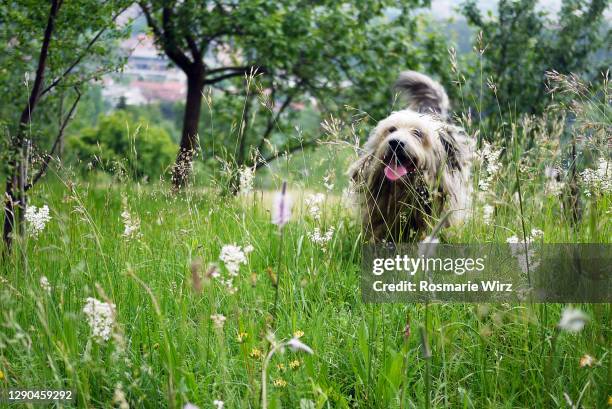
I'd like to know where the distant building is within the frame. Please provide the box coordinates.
[130,80,186,103]
[103,34,186,106]
[101,78,147,106]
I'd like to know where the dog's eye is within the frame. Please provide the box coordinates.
[413,129,424,139]
[387,126,397,134]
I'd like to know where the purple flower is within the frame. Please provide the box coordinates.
[272,181,292,228]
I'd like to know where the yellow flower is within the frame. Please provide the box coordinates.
[293,330,304,338]
[579,354,595,368]
[273,378,287,388]
[289,359,301,369]
[0,370,4,380]
[608,395,612,406]
[249,348,262,359]
[276,363,286,371]
[237,332,248,343]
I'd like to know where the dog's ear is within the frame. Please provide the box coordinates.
[439,126,474,172]
[395,71,450,119]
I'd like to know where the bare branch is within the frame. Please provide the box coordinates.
[255,139,319,171]
[39,4,130,98]
[204,66,267,84]
[255,79,305,154]
[207,65,260,76]
[19,0,61,125]
[26,88,81,190]
[158,5,194,72]
[140,2,194,71]
[139,2,162,38]
[185,34,201,61]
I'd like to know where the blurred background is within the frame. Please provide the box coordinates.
[1,0,610,194]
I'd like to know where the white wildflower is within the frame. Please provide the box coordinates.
[183,404,199,409]
[507,228,544,274]
[216,244,252,294]
[221,278,237,295]
[478,179,491,191]
[213,400,224,409]
[308,226,335,251]
[558,308,588,332]
[581,158,611,197]
[121,209,141,239]
[507,228,543,245]
[219,244,248,276]
[39,276,51,294]
[544,166,564,196]
[83,297,115,342]
[210,314,227,329]
[239,166,255,194]
[482,204,494,225]
[478,142,502,192]
[24,205,51,236]
[305,193,325,221]
[545,179,564,196]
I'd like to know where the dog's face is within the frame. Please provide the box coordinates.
[348,71,474,241]
[364,109,448,187]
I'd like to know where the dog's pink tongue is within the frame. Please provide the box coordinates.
[384,163,408,181]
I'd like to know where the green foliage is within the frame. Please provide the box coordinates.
[68,110,177,180]
[0,0,131,174]
[459,0,610,119]
[139,0,453,167]
[1,170,609,407]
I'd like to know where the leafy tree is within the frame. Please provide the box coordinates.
[138,0,451,189]
[1,0,130,252]
[68,110,177,180]
[460,0,610,119]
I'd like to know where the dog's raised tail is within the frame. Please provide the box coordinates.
[395,71,449,119]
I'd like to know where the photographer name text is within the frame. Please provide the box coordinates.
[372,280,513,293]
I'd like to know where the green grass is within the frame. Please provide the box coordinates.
[1,163,610,408]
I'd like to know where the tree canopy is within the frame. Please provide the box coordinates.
[1,0,131,251]
[138,0,451,187]
[460,0,610,118]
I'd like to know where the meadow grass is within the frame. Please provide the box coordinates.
[1,159,610,409]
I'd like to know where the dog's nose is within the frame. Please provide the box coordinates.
[388,139,405,152]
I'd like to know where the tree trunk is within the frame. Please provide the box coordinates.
[3,0,60,254]
[171,65,204,190]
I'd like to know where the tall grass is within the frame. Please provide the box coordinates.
[1,151,610,407]
[1,58,610,409]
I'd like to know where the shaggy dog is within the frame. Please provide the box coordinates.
[348,71,474,242]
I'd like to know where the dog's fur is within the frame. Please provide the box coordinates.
[348,71,474,242]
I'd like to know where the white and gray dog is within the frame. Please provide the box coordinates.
[349,71,474,242]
